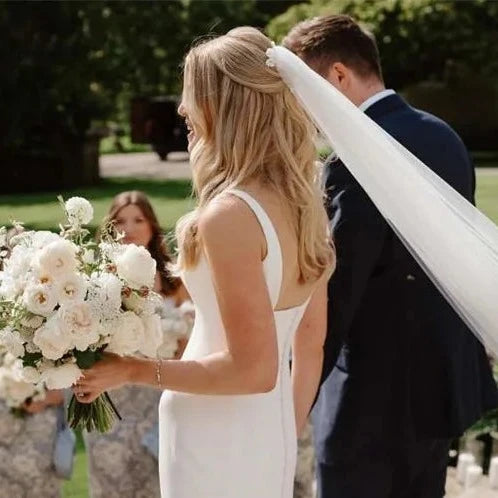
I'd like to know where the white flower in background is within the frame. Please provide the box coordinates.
[21,366,41,383]
[36,239,78,276]
[59,302,99,351]
[139,314,163,357]
[82,248,95,265]
[1,245,33,295]
[33,316,72,360]
[19,315,44,330]
[87,272,123,320]
[56,272,88,305]
[107,311,145,355]
[157,335,179,359]
[115,244,156,290]
[41,362,82,390]
[65,197,94,226]
[0,328,25,358]
[23,283,57,317]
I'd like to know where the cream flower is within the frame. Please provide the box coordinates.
[0,328,25,358]
[22,283,57,317]
[33,316,72,360]
[41,362,82,390]
[36,239,78,276]
[59,302,99,351]
[115,244,156,290]
[56,272,88,305]
[107,311,145,355]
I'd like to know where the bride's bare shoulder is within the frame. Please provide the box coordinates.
[197,194,264,256]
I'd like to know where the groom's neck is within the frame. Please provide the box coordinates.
[352,79,386,107]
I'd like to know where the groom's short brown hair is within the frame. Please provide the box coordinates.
[283,14,383,81]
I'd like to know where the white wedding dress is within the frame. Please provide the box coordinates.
[159,189,310,498]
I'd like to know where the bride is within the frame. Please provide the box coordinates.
[73,27,335,498]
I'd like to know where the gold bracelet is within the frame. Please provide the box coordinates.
[156,358,162,388]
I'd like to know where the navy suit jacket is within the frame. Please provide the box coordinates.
[313,93,498,464]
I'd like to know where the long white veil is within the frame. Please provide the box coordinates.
[266,46,498,354]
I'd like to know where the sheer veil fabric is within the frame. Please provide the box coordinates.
[266,46,498,353]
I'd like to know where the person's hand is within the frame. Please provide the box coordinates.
[23,390,64,414]
[72,353,134,404]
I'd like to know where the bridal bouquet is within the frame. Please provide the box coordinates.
[0,197,163,432]
[0,352,46,416]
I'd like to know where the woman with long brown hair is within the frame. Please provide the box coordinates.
[84,191,191,498]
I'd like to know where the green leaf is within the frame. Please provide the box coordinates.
[22,352,43,367]
[74,348,104,369]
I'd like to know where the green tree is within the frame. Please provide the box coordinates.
[267,0,498,90]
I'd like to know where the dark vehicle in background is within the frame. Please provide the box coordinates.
[131,96,188,160]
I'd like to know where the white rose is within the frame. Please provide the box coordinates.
[65,197,94,226]
[33,316,72,360]
[59,302,99,351]
[41,363,82,390]
[56,272,88,305]
[36,239,78,276]
[23,283,57,317]
[107,311,145,355]
[115,244,156,290]
[139,314,163,357]
[0,328,25,358]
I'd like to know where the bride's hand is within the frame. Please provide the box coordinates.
[72,353,134,404]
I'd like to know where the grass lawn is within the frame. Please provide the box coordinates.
[0,169,495,498]
[0,177,194,236]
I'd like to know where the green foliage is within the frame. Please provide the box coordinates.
[73,348,104,370]
[0,0,301,158]
[267,0,498,90]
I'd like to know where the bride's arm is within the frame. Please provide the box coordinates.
[74,197,279,402]
[291,278,328,437]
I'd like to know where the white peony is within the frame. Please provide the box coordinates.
[56,272,88,305]
[33,316,72,360]
[107,311,145,355]
[0,328,25,358]
[23,283,57,317]
[41,362,82,390]
[139,314,163,357]
[87,272,123,320]
[36,239,78,277]
[115,244,156,290]
[65,197,94,226]
[59,302,99,351]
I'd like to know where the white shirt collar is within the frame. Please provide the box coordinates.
[359,89,395,112]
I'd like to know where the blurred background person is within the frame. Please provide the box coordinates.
[84,191,192,498]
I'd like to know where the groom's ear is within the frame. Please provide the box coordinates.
[326,62,350,90]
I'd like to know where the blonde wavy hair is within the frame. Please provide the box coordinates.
[176,27,335,282]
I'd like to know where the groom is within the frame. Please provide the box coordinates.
[284,15,498,498]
